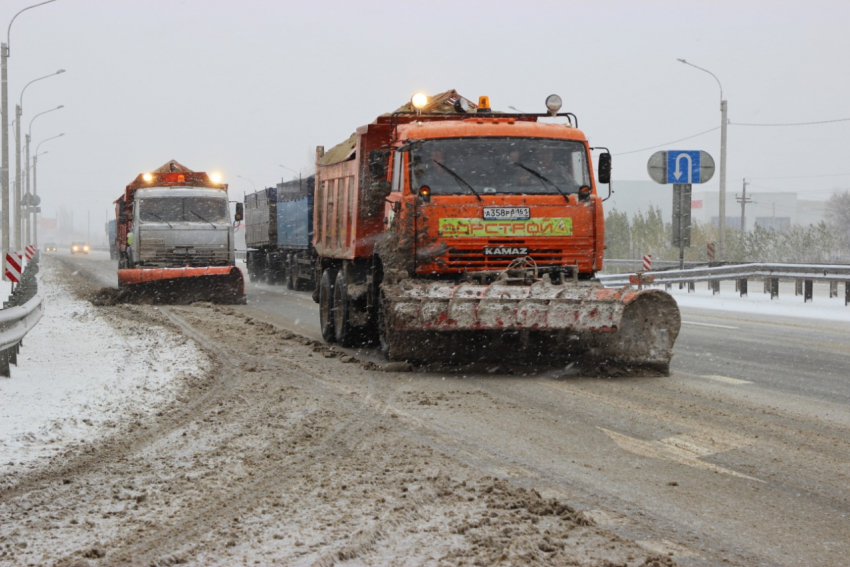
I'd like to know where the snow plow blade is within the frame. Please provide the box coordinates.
[117,266,246,304]
[381,279,681,375]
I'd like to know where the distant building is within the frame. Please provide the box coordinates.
[603,181,829,231]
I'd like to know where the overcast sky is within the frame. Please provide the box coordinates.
[2,0,849,237]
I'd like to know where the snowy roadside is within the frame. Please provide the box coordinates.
[0,259,210,479]
[665,280,850,323]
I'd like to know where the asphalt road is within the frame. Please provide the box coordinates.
[54,251,850,566]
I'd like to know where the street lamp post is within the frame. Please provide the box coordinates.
[237,174,256,192]
[32,133,63,244]
[27,105,63,245]
[2,0,58,272]
[278,164,302,191]
[16,69,64,249]
[678,58,728,261]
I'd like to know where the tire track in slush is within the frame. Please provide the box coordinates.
[103,306,404,566]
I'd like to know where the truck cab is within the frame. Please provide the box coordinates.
[127,186,234,269]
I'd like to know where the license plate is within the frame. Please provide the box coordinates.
[483,207,530,220]
[484,246,529,256]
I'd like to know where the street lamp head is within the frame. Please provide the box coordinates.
[677,58,687,64]
[56,69,65,74]
[57,104,64,109]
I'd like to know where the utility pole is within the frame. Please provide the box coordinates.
[737,179,753,231]
[2,42,9,270]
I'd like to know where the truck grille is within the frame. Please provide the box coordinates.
[140,246,231,267]
[442,238,589,270]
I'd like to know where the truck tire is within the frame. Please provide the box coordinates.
[319,268,337,343]
[286,257,296,290]
[333,270,354,347]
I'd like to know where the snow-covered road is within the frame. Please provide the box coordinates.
[0,258,209,479]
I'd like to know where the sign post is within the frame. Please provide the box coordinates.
[647,150,715,271]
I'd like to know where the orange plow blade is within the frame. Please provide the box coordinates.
[380,279,681,375]
[117,266,245,304]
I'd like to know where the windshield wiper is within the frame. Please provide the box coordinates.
[433,159,483,202]
[513,162,570,203]
[146,212,173,228]
[189,210,217,228]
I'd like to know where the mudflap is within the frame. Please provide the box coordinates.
[117,267,246,304]
[380,281,681,376]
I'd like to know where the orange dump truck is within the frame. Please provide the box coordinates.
[313,91,680,373]
[115,160,245,303]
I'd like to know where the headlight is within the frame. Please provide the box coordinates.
[72,246,78,251]
[84,246,90,251]
[545,94,562,115]
[142,173,153,182]
[411,92,428,110]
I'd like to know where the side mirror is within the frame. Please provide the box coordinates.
[369,149,390,180]
[597,153,611,184]
[235,202,244,222]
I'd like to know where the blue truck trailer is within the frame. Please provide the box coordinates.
[244,176,316,290]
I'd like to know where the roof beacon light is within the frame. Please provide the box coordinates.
[411,92,429,110]
[210,172,222,183]
[545,94,563,116]
[142,172,153,182]
[477,96,491,113]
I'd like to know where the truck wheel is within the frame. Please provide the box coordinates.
[333,270,354,347]
[319,268,337,343]
[286,257,296,290]
[246,253,255,279]
[378,297,391,359]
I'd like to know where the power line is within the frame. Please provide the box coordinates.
[614,126,720,156]
[731,117,850,127]
[747,172,850,181]
[616,116,850,156]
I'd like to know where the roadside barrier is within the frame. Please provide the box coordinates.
[0,252,43,377]
[597,262,850,306]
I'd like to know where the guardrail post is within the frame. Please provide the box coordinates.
[10,342,17,366]
[770,278,779,299]
[711,280,720,295]
[795,280,802,296]
[804,280,813,302]
[830,282,837,298]
[739,278,748,297]
[688,281,695,293]
[846,282,849,306]
[665,283,671,291]
[763,278,769,294]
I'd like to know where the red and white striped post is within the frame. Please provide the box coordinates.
[5,252,22,284]
[642,254,652,272]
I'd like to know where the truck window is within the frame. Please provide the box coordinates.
[139,197,228,223]
[410,137,591,196]
[392,153,403,192]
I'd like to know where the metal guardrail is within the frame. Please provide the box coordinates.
[1,254,43,377]
[597,262,850,305]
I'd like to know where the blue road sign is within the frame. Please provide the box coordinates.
[666,150,701,184]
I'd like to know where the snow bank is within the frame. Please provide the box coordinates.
[666,280,850,323]
[0,261,209,476]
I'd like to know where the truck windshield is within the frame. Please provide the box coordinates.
[139,197,228,223]
[410,137,591,196]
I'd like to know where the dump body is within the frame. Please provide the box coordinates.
[244,176,316,289]
[312,91,680,373]
[114,160,244,303]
